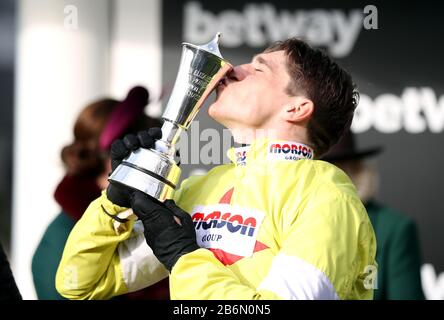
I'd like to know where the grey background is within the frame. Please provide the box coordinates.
[162,0,444,273]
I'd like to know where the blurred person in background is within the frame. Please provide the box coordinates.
[1,241,21,300]
[31,86,167,300]
[322,130,425,300]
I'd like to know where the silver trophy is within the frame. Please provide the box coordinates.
[109,33,232,201]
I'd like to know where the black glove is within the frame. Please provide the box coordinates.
[131,192,199,271]
[106,127,162,207]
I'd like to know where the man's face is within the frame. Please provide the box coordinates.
[208,50,294,131]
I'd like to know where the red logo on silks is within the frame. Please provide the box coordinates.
[203,187,269,266]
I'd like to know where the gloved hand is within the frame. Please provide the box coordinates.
[106,127,162,207]
[131,191,200,271]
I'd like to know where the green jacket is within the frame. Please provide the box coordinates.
[32,212,75,300]
[366,201,425,300]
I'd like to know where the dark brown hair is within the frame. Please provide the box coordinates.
[61,99,161,176]
[265,38,359,157]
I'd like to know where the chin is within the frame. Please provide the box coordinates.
[208,101,221,119]
[208,102,229,127]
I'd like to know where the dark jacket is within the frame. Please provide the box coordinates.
[0,242,22,300]
[366,201,425,300]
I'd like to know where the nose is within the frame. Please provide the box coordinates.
[226,64,250,82]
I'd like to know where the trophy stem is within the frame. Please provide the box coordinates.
[161,119,183,145]
[154,120,183,157]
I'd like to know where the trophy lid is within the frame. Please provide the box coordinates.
[198,33,223,59]
[183,33,226,61]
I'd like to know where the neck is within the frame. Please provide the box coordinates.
[229,124,309,145]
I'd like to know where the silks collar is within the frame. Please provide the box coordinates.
[227,138,314,166]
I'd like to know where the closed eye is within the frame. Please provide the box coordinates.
[255,68,263,72]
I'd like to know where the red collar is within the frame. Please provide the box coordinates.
[54,175,102,221]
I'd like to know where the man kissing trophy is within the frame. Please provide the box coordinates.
[109,33,232,201]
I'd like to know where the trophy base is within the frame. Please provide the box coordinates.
[108,148,181,202]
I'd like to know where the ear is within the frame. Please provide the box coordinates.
[282,96,314,123]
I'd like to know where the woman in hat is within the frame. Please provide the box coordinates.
[322,130,425,300]
[31,86,166,300]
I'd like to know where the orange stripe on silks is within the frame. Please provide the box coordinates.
[253,241,269,252]
[209,241,270,266]
[209,248,244,266]
[218,187,234,204]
